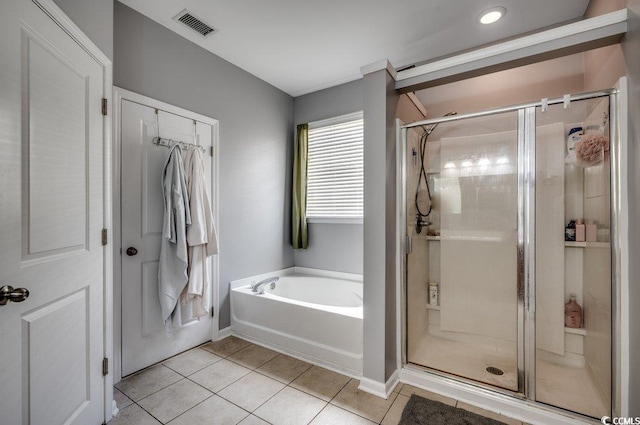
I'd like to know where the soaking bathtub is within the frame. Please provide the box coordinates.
[230,267,363,376]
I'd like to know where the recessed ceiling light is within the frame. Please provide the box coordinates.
[478,6,506,25]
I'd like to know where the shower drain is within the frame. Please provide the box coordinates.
[486,366,504,376]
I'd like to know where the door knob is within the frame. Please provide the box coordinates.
[0,285,30,306]
[126,247,138,256]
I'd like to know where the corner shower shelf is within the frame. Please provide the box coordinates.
[565,327,586,336]
[564,241,610,249]
[426,304,441,310]
[426,236,441,241]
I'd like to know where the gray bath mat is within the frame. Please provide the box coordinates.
[399,394,507,425]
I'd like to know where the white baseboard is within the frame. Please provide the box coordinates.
[217,327,232,340]
[358,369,400,399]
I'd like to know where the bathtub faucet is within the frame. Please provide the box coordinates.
[250,276,279,295]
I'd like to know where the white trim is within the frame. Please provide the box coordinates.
[308,110,363,129]
[358,369,400,399]
[360,59,397,79]
[396,9,628,90]
[217,326,232,340]
[399,9,627,80]
[30,1,114,422]
[112,86,220,384]
[113,88,219,126]
[32,0,111,66]
[102,57,114,425]
[112,87,123,385]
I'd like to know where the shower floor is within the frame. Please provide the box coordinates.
[408,330,608,418]
[408,330,518,391]
[536,356,609,418]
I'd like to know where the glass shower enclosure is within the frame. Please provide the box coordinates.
[400,92,615,419]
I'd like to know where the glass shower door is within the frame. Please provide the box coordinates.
[405,111,520,392]
[534,97,612,418]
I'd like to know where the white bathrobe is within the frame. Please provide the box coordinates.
[158,144,191,324]
[182,146,219,317]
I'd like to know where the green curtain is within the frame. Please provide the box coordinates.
[292,123,309,249]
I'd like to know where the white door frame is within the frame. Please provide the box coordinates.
[28,0,114,422]
[112,86,220,383]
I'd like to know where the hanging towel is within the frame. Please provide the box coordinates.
[158,144,191,324]
[182,146,219,318]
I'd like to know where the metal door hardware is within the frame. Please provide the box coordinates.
[126,247,138,256]
[0,285,30,306]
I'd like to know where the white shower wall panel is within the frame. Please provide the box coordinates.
[439,131,518,343]
[535,123,567,356]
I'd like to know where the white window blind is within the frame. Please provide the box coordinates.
[307,112,363,219]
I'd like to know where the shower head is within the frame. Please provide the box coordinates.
[426,111,458,136]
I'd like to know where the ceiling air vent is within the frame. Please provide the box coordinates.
[173,9,217,37]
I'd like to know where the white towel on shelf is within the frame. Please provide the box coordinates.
[158,144,191,324]
[182,146,219,318]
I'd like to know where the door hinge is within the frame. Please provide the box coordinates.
[101,98,108,116]
[211,307,215,317]
[101,228,108,246]
[210,146,214,157]
[102,358,109,376]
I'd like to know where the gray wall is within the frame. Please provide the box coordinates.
[114,2,294,329]
[362,68,399,383]
[622,0,640,414]
[292,224,363,273]
[293,80,364,274]
[52,0,113,60]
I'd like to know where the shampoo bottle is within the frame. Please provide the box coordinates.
[565,294,583,328]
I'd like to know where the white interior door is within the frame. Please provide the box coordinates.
[0,1,106,424]
[121,99,216,377]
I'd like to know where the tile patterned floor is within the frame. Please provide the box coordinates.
[111,336,525,425]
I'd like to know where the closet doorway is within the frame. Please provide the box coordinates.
[113,88,220,379]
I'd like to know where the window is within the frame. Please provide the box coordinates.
[306,112,363,222]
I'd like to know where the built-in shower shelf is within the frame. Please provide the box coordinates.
[565,327,586,336]
[426,304,441,310]
[564,241,610,249]
[426,236,441,241]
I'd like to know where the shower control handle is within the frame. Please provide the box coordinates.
[126,247,138,256]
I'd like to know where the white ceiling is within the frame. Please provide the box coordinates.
[118,0,591,97]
